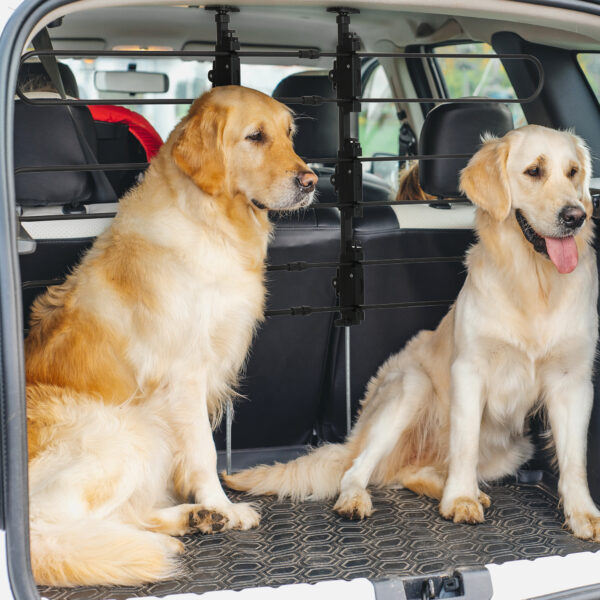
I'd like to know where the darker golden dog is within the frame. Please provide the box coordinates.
[26,85,316,587]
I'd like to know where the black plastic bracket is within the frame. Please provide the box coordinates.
[374,567,493,600]
[206,5,241,87]
[329,7,364,327]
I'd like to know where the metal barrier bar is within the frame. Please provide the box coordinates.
[345,326,351,435]
[17,49,543,106]
[225,402,233,476]
[17,201,469,220]
[15,93,540,107]
[264,299,453,318]
[14,153,473,175]
[266,256,464,272]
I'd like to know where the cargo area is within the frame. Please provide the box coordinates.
[38,473,599,599]
[4,1,600,599]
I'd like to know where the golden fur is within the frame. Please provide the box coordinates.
[396,162,436,203]
[225,125,600,541]
[26,85,316,587]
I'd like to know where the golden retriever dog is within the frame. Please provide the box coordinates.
[396,161,435,203]
[26,85,317,587]
[225,125,600,542]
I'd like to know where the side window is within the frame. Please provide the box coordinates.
[433,42,526,128]
[359,63,400,186]
[577,54,600,101]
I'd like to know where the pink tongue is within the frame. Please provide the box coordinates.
[544,236,578,274]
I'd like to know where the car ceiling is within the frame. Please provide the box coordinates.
[35,1,600,58]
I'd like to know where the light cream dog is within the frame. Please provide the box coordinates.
[225,125,600,542]
[26,85,317,587]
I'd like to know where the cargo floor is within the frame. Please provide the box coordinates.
[38,476,600,600]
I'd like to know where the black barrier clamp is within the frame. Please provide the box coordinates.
[206,5,241,87]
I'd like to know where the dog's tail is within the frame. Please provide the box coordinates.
[30,519,182,587]
[222,443,353,501]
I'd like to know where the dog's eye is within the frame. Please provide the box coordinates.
[568,167,578,178]
[246,131,264,143]
[525,166,540,178]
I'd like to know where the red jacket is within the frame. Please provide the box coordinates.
[88,105,163,160]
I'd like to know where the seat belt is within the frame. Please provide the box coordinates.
[30,28,118,207]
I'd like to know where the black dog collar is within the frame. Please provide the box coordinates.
[251,198,268,210]
[515,209,548,258]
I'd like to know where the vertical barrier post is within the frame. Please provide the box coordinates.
[206,5,240,473]
[226,402,233,475]
[206,5,241,87]
[345,326,351,434]
[329,7,364,435]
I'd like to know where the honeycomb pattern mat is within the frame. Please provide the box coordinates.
[39,480,600,599]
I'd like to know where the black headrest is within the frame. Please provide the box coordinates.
[273,71,338,162]
[17,61,79,98]
[419,102,514,198]
[14,102,98,207]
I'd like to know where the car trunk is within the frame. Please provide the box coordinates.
[35,473,600,599]
[4,2,600,600]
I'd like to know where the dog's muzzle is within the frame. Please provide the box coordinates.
[515,208,581,274]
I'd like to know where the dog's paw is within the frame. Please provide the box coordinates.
[479,490,491,509]
[188,508,229,534]
[223,502,261,530]
[440,496,485,524]
[334,489,373,520]
[567,512,600,541]
[164,536,186,554]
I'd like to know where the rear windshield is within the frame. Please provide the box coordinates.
[61,57,318,139]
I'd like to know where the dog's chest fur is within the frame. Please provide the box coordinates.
[458,228,598,429]
[77,199,268,409]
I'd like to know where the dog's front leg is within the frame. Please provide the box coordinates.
[171,385,260,531]
[440,357,489,523]
[546,377,600,541]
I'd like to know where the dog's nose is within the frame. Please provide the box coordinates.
[559,206,586,230]
[296,171,318,193]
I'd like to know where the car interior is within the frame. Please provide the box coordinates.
[6,0,600,598]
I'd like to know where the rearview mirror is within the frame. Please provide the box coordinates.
[94,70,169,94]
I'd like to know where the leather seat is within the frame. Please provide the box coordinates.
[272,71,392,205]
[17,61,160,199]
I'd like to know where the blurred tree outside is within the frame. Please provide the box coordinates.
[434,42,526,128]
[577,54,600,100]
[359,64,400,158]
[358,42,527,166]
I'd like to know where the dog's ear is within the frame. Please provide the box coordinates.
[572,133,592,207]
[172,101,229,196]
[459,135,511,221]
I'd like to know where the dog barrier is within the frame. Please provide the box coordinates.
[15,4,546,473]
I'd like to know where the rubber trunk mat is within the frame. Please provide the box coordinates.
[39,478,600,599]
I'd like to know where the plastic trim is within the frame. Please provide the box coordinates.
[0,0,80,598]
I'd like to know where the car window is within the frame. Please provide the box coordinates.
[359,63,400,185]
[577,53,600,101]
[433,42,526,128]
[62,57,317,140]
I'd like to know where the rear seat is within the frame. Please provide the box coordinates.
[17,61,161,198]
[17,62,163,327]
[214,208,341,452]
[16,62,117,327]
[272,71,391,204]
